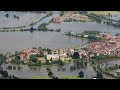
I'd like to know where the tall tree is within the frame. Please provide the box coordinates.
[73,52,80,59]
[79,71,84,78]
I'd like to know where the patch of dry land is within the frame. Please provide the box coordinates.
[0,11,46,28]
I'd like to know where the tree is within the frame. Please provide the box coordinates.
[29,55,37,63]
[96,72,103,79]
[46,68,51,72]
[50,57,53,63]
[0,54,6,63]
[17,66,21,71]
[30,27,34,32]
[79,71,84,78]
[15,51,19,56]
[58,60,64,66]
[73,52,80,59]
[39,50,44,57]
[1,70,8,77]
[45,55,47,60]
[60,11,64,16]
[48,71,54,78]
[70,66,76,71]
[37,61,41,65]
[52,76,59,79]
[6,14,9,18]
[46,60,50,65]
[16,56,21,60]
[47,48,52,54]
[84,62,88,67]
[8,65,12,70]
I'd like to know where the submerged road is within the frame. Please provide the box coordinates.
[32,12,60,29]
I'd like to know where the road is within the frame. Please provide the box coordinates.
[32,12,60,29]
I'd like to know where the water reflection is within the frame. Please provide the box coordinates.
[29,66,41,71]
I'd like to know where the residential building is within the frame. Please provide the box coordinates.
[102,33,112,40]
[53,16,64,23]
[37,57,46,61]
[47,54,59,60]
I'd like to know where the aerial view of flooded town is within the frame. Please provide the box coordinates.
[1,11,120,79]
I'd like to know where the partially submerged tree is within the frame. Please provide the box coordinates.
[79,71,84,78]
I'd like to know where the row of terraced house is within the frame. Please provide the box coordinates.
[79,35,120,58]
[6,47,75,63]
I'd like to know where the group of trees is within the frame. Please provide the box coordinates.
[4,14,19,19]
[0,70,8,78]
[47,67,85,79]
[38,23,47,30]
[0,70,19,79]
[105,64,120,71]
[88,13,120,28]
[0,54,6,63]
[47,68,59,79]
[90,53,118,61]
[29,55,38,63]
[45,59,64,66]
[96,71,104,79]
[60,11,64,16]
[82,30,100,35]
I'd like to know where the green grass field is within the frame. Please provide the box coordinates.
[21,76,89,79]
[88,11,120,15]
[22,76,51,79]
[62,76,89,79]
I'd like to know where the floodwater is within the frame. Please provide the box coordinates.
[0,11,46,28]
[1,59,120,79]
[1,62,96,78]
[0,11,120,54]
[105,15,120,21]
[1,11,120,79]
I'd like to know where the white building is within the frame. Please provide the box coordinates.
[47,54,59,60]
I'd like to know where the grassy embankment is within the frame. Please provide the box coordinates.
[88,11,120,15]
[22,76,89,79]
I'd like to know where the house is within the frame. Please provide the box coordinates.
[19,54,24,60]
[46,53,67,61]
[47,54,59,60]
[53,16,64,23]
[37,57,46,61]
[23,59,29,64]
[60,53,67,61]
[6,57,12,62]
[30,52,37,55]
[102,33,112,40]
[83,34,89,38]
[43,51,48,56]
